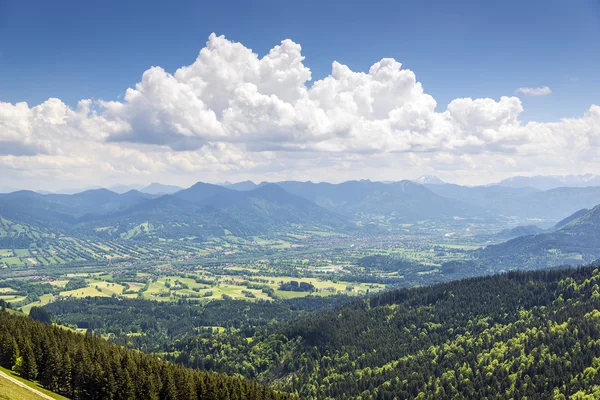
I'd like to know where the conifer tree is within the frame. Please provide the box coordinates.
[59,353,73,398]
[0,334,19,367]
[117,368,136,400]
[18,339,38,381]
[159,365,178,400]
[39,342,61,392]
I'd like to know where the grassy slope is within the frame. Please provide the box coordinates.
[0,366,67,400]
[0,376,47,400]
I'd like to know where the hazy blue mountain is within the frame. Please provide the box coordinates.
[495,174,600,190]
[495,176,565,191]
[108,184,145,194]
[477,205,600,268]
[41,185,104,195]
[494,225,544,240]
[223,181,259,191]
[514,187,600,220]
[424,183,540,213]
[0,190,75,227]
[0,189,155,228]
[551,208,589,231]
[273,179,491,222]
[426,183,600,221]
[207,183,350,230]
[0,182,353,239]
[193,183,349,228]
[23,184,141,195]
[413,175,445,185]
[172,182,232,203]
[140,182,183,195]
[85,183,352,239]
[53,189,154,213]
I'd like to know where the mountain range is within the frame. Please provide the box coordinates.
[140,182,183,195]
[1,179,505,240]
[220,179,600,223]
[271,180,489,222]
[223,181,260,191]
[0,183,351,240]
[3,178,600,269]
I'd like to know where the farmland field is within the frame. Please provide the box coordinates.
[0,221,504,315]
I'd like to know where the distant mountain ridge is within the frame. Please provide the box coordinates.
[413,175,445,185]
[495,174,600,190]
[140,182,183,195]
[0,189,155,227]
[425,183,600,221]
[5,178,600,244]
[223,181,259,191]
[272,179,491,222]
[0,183,352,240]
[478,205,600,268]
[494,225,544,240]
[551,208,590,230]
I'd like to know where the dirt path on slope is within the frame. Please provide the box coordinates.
[0,369,57,400]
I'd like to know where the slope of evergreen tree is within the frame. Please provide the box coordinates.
[167,264,600,399]
[45,295,354,352]
[29,306,52,324]
[0,311,297,400]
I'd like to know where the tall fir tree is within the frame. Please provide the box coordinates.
[19,339,38,381]
[0,334,19,367]
[39,341,61,392]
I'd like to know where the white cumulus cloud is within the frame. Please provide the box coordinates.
[0,34,598,190]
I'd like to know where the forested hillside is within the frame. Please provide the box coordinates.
[162,265,600,399]
[45,295,354,353]
[479,205,600,268]
[7,255,600,399]
[0,311,297,400]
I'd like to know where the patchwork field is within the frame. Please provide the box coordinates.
[0,225,496,316]
[43,271,385,304]
[20,294,54,314]
[0,225,355,269]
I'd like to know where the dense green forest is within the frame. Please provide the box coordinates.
[30,264,600,399]
[160,265,600,399]
[0,311,297,400]
[46,295,354,352]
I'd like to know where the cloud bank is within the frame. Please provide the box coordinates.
[0,34,598,189]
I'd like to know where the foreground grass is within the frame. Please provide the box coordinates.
[0,366,68,400]
[0,376,47,400]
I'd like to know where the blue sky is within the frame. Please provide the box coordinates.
[1,0,598,121]
[0,0,599,190]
